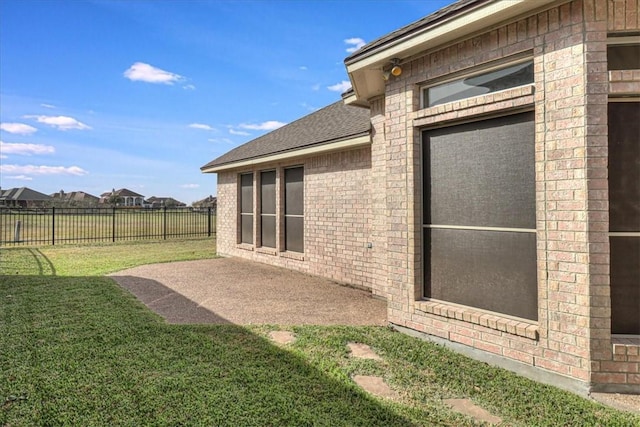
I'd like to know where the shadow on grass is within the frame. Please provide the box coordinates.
[26,248,56,276]
[113,275,233,324]
[0,274,423,426]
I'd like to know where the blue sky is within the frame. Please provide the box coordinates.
[1,0,451,204]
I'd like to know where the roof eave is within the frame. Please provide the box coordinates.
[345,0,560,104]
[201,133,371,173]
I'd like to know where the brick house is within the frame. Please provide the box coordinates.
[203,0,639,394]
[99,188,145,207]
[50,190,100,207]
[0,187,52,208]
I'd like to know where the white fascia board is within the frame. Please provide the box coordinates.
[201,135,371,173]
[346,0,558,74]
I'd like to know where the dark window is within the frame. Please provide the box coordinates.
[260,170,276,248]
[608,101,640,334]
[239,173,253,244]
[608,44,640,70]
[425,229,538,320]
[422,112,537,320]
[424,114,536,229]
[609,102,640,232]
[424,60,533,108]
[285,167,304,253]
[610,238,640,334]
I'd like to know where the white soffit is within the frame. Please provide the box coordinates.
[346,0,559,103]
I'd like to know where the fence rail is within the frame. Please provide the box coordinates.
[0,207,215,246]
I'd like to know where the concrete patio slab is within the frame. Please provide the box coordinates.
[110,257,387,326]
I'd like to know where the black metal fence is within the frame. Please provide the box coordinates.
[0,207,216,246]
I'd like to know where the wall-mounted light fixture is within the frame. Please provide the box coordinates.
[382,58,403,81]
[390,58,402,77]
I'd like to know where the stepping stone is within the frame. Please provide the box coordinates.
[269,330,296,345]
[347,342,382,360]
[444,398,502,425]
[353,375,399,400]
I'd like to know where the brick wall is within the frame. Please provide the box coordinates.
[378,0,638,392]
[214,0,639,392]
[215,146,382,294]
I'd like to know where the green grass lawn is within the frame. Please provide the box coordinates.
[1,240,638,426]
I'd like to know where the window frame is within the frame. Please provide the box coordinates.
[284,166,304,253]
[239,172,254,245]
[607,99,640,335]
[420,56,534,109]
[607,35,640,71]
[260,169,277,248]
[421,111,538,320]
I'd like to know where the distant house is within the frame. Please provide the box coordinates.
[100,188,145,206]
[0,187,52,208]
[192,195,217,210]
[202,0,640,395]
[146,196,186,208]
[50,190,99,207]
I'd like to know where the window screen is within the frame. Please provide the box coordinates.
[610,237,640,334]
[608,101,640,334]
[426,229,538,320]
[260,170,276,248]
[425,60,533,108]
[285,167,304,252]
[608,102,640,232]
[422,112,537,320]
[608,44,640,70]
[423,113,536,229]
[239,173,253,244]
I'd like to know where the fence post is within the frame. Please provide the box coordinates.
[163,206,167,240]
[112,207,116,242]
[207,207,212,237]
[52,207,55,246]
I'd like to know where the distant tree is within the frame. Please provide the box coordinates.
[107,190,123,206]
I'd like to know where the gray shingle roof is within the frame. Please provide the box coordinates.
[201,101,370,171]
[0,187,52,201]
[345,0,487,64]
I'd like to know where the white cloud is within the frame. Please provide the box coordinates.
[299,66,308,70]
[345,37,365,53]
[41,103,56,109]
[24,115,91,131]
[6,175,32,181]
[0,122,38,135]
[124,62,184,84]
[239,121,286,131]
[0,141,55,155]
[0,164,88,176]
[188,123,215,131]
[327,80,352,92]
[229,129,250,136]
[181,183,199,189]
[183,84,196,90]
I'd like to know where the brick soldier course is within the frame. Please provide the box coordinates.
[203,0,639,395]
